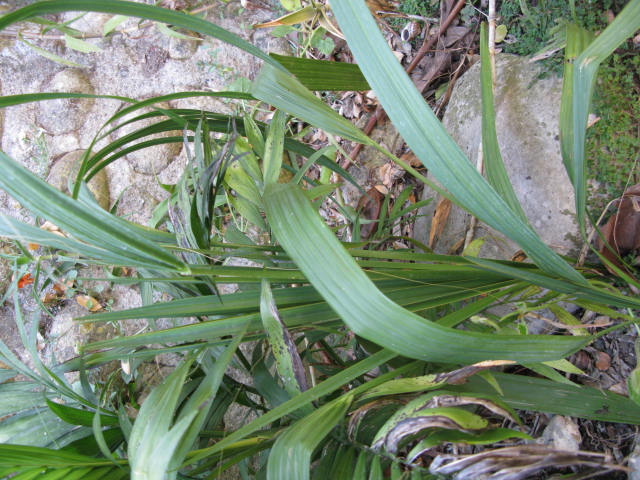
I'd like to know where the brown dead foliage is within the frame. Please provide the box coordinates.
[597,184,640,277]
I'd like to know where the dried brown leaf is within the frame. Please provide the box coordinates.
[598,184,640,277]
[384,416,468,452]
[595,351,611,371]
[430,445,621,479]
[357,187,384,239]
[76,294,103,312]
[426,394,519,425]
[429,197,452,249]
[511,250,527,262]
[400,150,422,168]
[347,398,399,440]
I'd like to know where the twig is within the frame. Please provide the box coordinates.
[488,0,497,89]
[343,0,467,169]
[525,311,612,330]
[434,52,468,116]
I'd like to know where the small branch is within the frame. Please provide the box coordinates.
[343,0,467,169]
[488,0,497,89]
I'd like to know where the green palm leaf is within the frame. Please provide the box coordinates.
[267,396,352,480]
[263,182,589,363]
[0,154,186,272]
[0,0,282,71]
[566,0,640,232]
[328,0,585,283]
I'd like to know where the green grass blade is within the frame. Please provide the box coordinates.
[559,23,594,185]
[267,396,352,480]
[329,0,585,283]
[264,182,588,363]
[0,0,283,71]
[252,62,375,145]
[480,23,528,222]
[453,372,640,424]
[0,154,186,272]
[570,0,640,233]
[0,93,131,108]
[0,444,127,468]
[270,54,370,91]
[170,330,246,471]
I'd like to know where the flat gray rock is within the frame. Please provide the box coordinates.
[414,54,580,260]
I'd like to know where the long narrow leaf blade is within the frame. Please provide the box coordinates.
[0,0,283,71]
[270,53,370,91]
[559,23,594,185]
[570,0,640,232]
[264,182,588,363]
[480,23,528,222]
[0,154,186,272]
[252,63,375,145]
[329,0,585,283]
[267,396,352,480]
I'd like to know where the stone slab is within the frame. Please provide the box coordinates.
[414,54,580,259]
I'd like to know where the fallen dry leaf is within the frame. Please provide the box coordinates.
[400,151,422,168]
[43,293,60,304]
[378,162,403,189]
[357,187,384,240]
[17,273,34,289]
[595,351,611,371]
[448,237,465,255]
[76,294,103,312]
[366,0,400,15]
[598,184,640,277]
[430,445,620,479]
[429,197,452,249]
[511,249,527,262]
[40,220,66,238]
